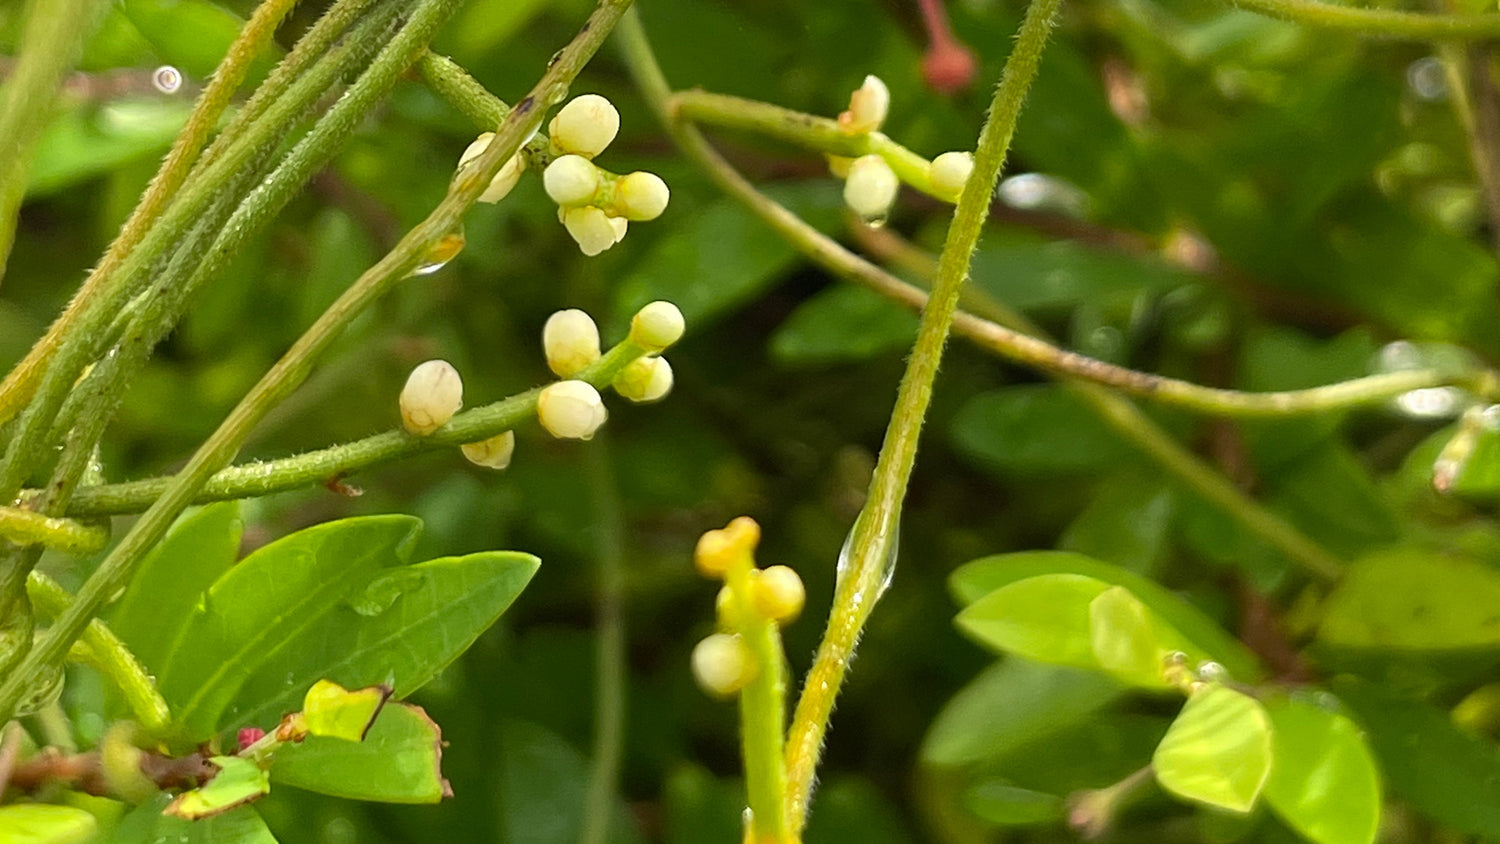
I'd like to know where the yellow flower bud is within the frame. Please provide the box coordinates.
[614,171,670,221]
[400,360,463,436]
[751,565,805,625]
[694,516,761,578]
[612,356,673,403]
[543,154,601,207]
[629,301,685,352]
[543,309,602,378]
[837,74,890,135]
[461,430,515,470]
[549,93,620,159]
[691,633,756,698]
[537,380,608,440]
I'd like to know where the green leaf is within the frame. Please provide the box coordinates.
[921,658,1125,768]
[1333,678,1500,837]
[950,386,1140,476]
[769,285,918,364]
[962,783,1065,827]
[165,756,271,819]
[1318,546,1500,649]
[115,796,277,843]
[110,502,242,678]
[301,680,390,742]
[157,515,423,740]
[1263,695,1381,844]
[221,551,539,733]
[956,573,1110,669]
[28,101,196,197]
[1059,473,1176,575]
[270,702,450,803]
[0,805,97,844]
[611,182,841,332]
[1089,585,1171,686]
[1152,685,1273,814]
[951,551,1261,680]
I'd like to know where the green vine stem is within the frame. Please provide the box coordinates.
[1223,0,1500,39]
[25,571,171,735]
[0,0,300,425]
[416,52,554,165]
[581,437,627,844]
[0,0,637,725]
[24,340,646,516]
[0,0,109,281]
[0,507,107,554]
[730,568,794,844]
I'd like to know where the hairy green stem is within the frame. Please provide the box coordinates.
[0,0,637,725]
[0,508,106,555]
[25,572,171,735]
[581,438,627,844]
[416,51,554,163]
[0,0,109,281]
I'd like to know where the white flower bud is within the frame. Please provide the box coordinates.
[629,301,685,352]
[544,155,601,207]
[843,154,900,222]
[548,93,620,159]
[400,360,463,436]
[613,172,670,221]
[543,309,602,377]
[458,132,527,204]
[837,74,890,135]
[691,633,755,698]
[612,355,673,403]
[537,380,608,440]
[929,151,975,202]
[561,206,622,257]
[461,430,515,470]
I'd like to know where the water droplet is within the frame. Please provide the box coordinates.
[1395,386,1466,419]
[411,225,465,276]
[835,509,900,606]
[1196,660,1227,683]
[348,569,423,616]
[1407,56,1447,102]
[861,214,888,228]
[152,65,183,94]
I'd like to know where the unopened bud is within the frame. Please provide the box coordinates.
[400,360,463,436]
[843,154,900,222]
[458,132,528,203]
[612,356,673,403]
[543,309,602,377]
[837,74,890,134]
[751,565,805,624]
[549,94,620,159]
[561,206,623,257]
[544,155,601,207]
[928,151,975,202]
[691,633,755,698]
[537,380,608,440]
[614,172,670,221]
[461,430,516,470]
[694,516,761,578]
[630,301,685,352]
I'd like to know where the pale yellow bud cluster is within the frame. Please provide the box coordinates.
[690,517,806,699]
[542,95,670,256]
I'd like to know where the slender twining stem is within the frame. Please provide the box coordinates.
[0,0,109,281]
[0,0,636,725]
[416,52,555,165]
[1222,0,1500,39]
[25,572,171,735]
[731,569,793,844]
[0,0,299,425]
[581,438,627,844]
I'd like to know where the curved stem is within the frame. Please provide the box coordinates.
[0,0,636,726]
[1225,0,1500,39]
[32,341,644,516]
[0,507,107,554]
[581,437,627,844]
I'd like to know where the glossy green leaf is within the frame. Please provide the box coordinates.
[28,101,196,197]
[951,386,1140,476]
[956,573,1110,668]
[951,551,1261,680]
[962,783,1065,826]
[157,515,423,740]
[110,502,242,677]
[166,756,270,819]
[1153,685,1273,813]
[1319,546,1500,649]
[1263,695,1381,844]
[1060,474,1176,574]
[612,182,840,332]
[1089,585,1170,686]
[922,658,1124,768]
[1334,678,1500,837]
[301,680,390,742]
[270,702,449,803]
[221,551,539,732]
[770,285,918,364]
[0,805,97,844]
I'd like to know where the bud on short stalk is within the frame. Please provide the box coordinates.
[751,565,805,624]
[613,171,670,221]
[928,151,975,202]
[461,430,515,470]
[629,301,685,352]
[549,94,620,159]
[543,309,602,377]
[691,632,756,698]
[838,74,890,135]
[844,154,900,222]
[613,356,673,403]
[537,380,608,440]
[561,206,626,256]
[400,360,463,436]
[544,155,602,207]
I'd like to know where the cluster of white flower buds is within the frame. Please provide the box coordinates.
[831,74,978,220]
[399,359,517,471]
[542,94,671,256]
[689,517,806,699]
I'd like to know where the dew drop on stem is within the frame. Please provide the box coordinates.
[835,509,900,606]
[411,225,465,276]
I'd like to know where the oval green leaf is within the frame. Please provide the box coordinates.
[270,702,449,803]
[1319,546,1500,649]
[1263,695,1381,844]
[956,573,1110,669]
[0,805,97,844]
[1153,685,1273,814]
[1090,585,1171,686]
